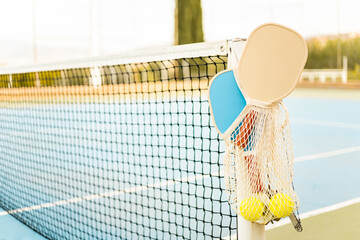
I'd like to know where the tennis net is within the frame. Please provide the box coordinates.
[0,40,242,239]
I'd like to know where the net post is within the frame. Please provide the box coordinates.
[237,217,265,240]
[227,39,266,240]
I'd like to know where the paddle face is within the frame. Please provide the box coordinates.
[208,70,246,135]
[237,23,308,103]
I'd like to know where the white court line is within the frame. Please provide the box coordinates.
[292,118,360,130]
[295,146,360,163]
[266,197,360,230]
[2,146,360,217]
[0,171,220,216]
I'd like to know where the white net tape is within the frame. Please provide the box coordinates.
[222,101,298,224]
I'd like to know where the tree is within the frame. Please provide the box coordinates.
[175,0,204,45]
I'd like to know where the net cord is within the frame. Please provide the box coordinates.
[0,41,229,75]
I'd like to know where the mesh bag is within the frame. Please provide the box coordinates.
[222,101,298,224]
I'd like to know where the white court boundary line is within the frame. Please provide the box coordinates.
[266,197,360,230]
[0,171,220,216]
[295,145,360,163]
[1,146,360,217]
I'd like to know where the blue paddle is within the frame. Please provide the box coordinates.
[208,69,246,135]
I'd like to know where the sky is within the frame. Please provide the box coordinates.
[0,0,359,66]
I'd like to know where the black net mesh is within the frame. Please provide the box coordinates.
[0,55,237,239]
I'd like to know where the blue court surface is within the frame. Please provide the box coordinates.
[0,88,359,239]
[0,206,47,240]
[287,90,360,214]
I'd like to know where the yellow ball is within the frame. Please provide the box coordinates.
[269,193,294,218]
[239,197,264,222]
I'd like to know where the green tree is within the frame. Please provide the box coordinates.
[175,0,204,45]
[306,37,360,69]
[342,37,360,70]
[305,39,322,69]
